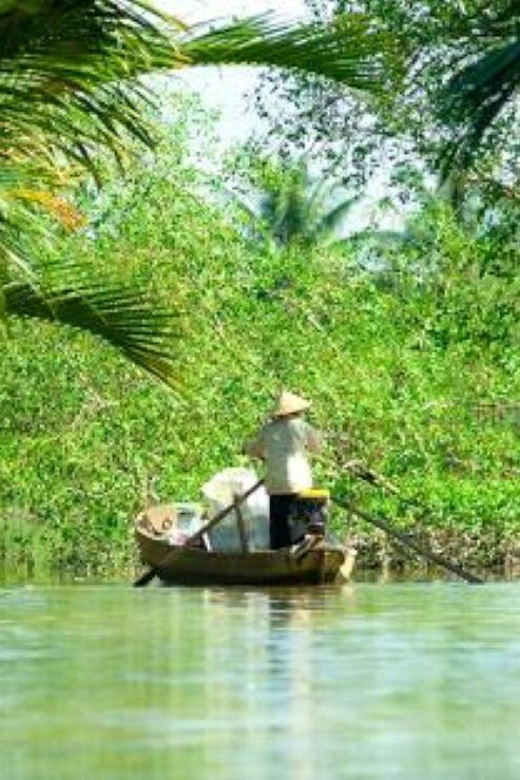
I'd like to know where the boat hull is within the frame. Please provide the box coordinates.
[135,529,349,586]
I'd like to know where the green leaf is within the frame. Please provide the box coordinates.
[3,266,182,388]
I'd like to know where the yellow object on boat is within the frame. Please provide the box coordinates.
[298,488,330,500]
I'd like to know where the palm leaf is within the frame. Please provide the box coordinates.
[0,2,179,174]
[181,13,396,91]
[438,30,520,176]
[0,6,396,179]
[3,270,181,388]
[314,195,358,242]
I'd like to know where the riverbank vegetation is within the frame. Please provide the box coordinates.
[3,2,520,580]
[2,105,520,579]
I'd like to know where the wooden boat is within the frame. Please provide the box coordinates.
[134,508,355,586]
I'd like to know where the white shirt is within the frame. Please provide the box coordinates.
[245,416,322,495]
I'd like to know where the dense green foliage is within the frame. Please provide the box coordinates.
[3,3,520,587]
[2,123,520,578]
[0,2,419,580]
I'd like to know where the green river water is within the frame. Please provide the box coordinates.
[2,580,520,780]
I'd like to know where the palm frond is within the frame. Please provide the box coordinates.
[0,1,187,282]
[181,13,396,92]
[3,270,181,388]
[0,1,182,173]
[438,37,520,177]
[0,5,396,181]
[315,196,358,241]
[229,156,357,247]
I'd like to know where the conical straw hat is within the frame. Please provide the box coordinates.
[272,390,311,418]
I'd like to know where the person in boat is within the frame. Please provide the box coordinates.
[244,390,323,550]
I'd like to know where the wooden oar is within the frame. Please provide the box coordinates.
[333,496,484,584]
[343,461,486,582]
[343,460,400,496]
[133,479,265,588]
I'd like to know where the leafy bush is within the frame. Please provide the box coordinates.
[2,126,520,577]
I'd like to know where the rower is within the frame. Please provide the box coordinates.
[244,390,323,550]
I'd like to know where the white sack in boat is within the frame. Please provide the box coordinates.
[201,467,270,551]
[165,502,204,545]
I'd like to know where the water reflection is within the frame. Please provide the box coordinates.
[2,583,520,780]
